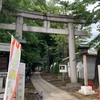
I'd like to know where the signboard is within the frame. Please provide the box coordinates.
[3,35,21,100]
[59,65,67,73]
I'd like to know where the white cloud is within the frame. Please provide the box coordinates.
[87,22,99,41]
[90,23,99,39]
[60,0,75,3]
[86,2,100,12]
[46,0,75,3]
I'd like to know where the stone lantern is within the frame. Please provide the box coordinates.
[79,44,89,86]
[78,44,95,95]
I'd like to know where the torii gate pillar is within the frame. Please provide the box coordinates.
[16,17,23,39]
[68,23,77,83]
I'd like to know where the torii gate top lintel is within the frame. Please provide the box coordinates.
[0,10,87,36]
[13,9,86,24]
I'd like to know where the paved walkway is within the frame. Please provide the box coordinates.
[31,72,79,100]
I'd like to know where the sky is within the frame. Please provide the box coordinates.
[47,0,100,41]
[86,2,100,41]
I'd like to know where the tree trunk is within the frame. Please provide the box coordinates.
[0,0,2,12]
[93,50,100,87]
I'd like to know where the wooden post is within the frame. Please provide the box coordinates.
[16,63,25,100]
[0,72,7,89]
[62,73,65,82]
[68,23,77,83]
[83,54,88,86]
[16,17,23,39]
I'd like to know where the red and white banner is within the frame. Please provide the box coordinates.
[4,35,21,100]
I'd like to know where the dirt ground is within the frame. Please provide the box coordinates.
[25,72,99,100]
[25,79,38,100]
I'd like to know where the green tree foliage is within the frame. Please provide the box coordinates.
[22,32,41,64]
[3,0,20,10]
[0,30,16,43]
[52,63,59,74]
[18,0,47,13]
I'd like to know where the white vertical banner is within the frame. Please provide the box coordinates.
[3,35,21,100]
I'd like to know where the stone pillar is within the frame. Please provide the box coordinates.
[0,78,3,89]
[79,56,95,95]
[68,23,77,83]
[16,63,25,100]
[44,21,50,28]
[16,17,23,39]
[98,65,100,86]
[83,54,88,86]
[98,65,100,98]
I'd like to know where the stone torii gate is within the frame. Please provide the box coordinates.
[0,10,87,83]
